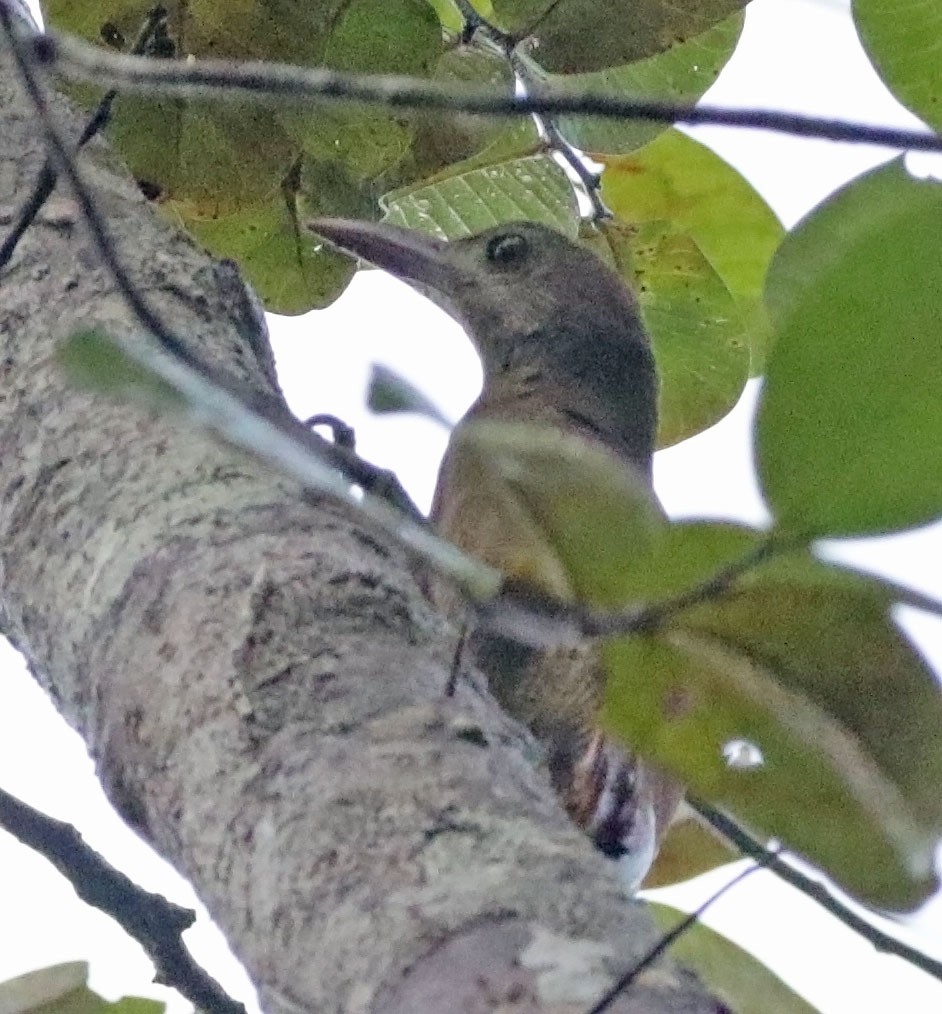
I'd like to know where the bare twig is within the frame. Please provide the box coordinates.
[452,0,505,45]
[586,537,787,638]
[0,786,247,1014]
[32,31,942,154]
[507,49,610,221]
[477,538,791,650]
[0,6,167,271]
[305,412,356,450]
[689,798,942,984]
[585,860,765,1013]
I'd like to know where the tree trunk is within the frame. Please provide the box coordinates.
[0,21,721,1014]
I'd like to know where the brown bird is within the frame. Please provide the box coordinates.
[312,218,684,889]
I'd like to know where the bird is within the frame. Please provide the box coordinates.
[311,217,684,889]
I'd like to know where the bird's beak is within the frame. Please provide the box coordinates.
[310,219,460,302]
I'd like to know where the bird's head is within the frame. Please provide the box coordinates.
[311,218,658,467]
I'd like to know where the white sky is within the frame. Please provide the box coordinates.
[3,0,942,1011]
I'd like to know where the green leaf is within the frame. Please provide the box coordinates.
[380,118,542,207]
[759,159,942,537]
[0,964,164,1014]
[368,363,452,427]
[601,130,784,373]
[382,154,580,238]
[591,219,750,447]
[588,520,763,614]
[450,421,665,605]
[853,0,942,130]
[553,14,743,154]
[45,0,442,314]
[188,198,356,314]
[603,552,942,908]
[646,904,817,1014]
[489,0,746,73]
[400,46,517,182]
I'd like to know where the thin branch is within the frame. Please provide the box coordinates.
[508,49,610,221]
[65,329,503,600]
[305,412,357,450]
[478,538,791,651]
[452,0,503,45]
[585,860,765,1014]
[538,117,610,220]
[587,537,787,638]
[0,786,247,1014]
[689,798,942,984]
[0,7,167,271]
[33,31,942,154]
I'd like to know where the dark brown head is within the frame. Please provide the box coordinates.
[311,219,658,472]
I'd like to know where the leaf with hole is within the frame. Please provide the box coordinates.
[603,553,942,907]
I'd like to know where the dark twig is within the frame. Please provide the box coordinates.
[479,538,789,650]
[0,2,423,523]
[305,413,356,450]
[539,118,610,220]
[0,6,167,272]
[587,537,786,637]
[585,860,765,1014]
[452,0,501,45]
[688,798,942,984]
[1,3,212,368]
[507,49,610,220]
[37,33,942,154]
[0,786,247,1014]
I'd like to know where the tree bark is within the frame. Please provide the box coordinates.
[0,23,721,1014]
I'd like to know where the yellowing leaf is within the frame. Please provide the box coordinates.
[591,219,749,446]
[602,130,783,372]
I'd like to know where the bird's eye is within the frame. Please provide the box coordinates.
[485,232,530,267]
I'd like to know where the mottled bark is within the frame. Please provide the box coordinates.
[0,23,721,1014]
